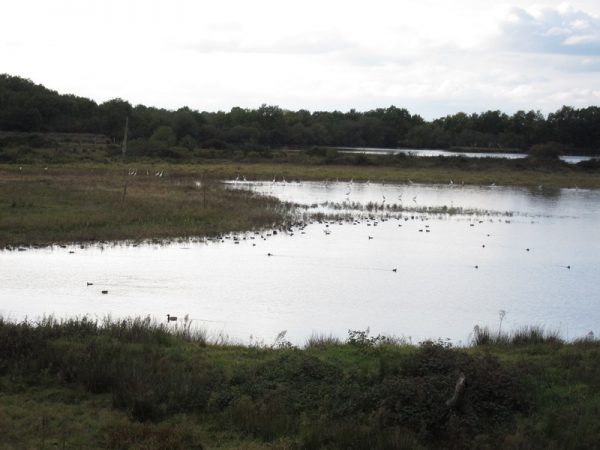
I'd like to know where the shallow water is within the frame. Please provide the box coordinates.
[1,181,599,345]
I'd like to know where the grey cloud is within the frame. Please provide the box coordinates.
[497,5,600,56]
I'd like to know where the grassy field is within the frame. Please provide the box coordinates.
[1,317,599,449]
[0,166,293,248]
[5,156,600,189]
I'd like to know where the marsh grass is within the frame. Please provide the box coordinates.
[319,200,516,217]
[0,167,292,247]
[143,160,600,189]
[1,159,598,247]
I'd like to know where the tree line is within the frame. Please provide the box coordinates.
[1,74,599,156]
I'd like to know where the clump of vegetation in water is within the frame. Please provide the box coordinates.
[318,200,516,217]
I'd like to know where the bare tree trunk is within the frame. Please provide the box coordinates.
[121,116,128,157]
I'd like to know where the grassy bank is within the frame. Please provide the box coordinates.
[1,317,599,449]
[0,167,292,248]
[169,160,600,189]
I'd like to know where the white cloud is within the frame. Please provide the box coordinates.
[179,31,354,56]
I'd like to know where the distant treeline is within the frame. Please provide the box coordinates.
[1,74,599,156]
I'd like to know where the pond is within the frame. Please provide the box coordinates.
[1,181,599,345]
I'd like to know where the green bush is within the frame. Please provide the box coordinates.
[528,142,562,159]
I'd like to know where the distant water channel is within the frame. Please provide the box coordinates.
[337,147,595,164]
[1,181,599,345]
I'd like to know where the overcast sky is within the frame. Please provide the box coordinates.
[1,0,599,119]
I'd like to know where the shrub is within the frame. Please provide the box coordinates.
[528,142,562,159]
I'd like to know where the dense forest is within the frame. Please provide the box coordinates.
[1,74,599,156]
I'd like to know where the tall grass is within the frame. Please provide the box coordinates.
[472,324,564,346]
[0,314,207,344]
[305,332,342,348]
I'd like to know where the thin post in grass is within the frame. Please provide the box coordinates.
[202,173,207,208]
[17,166,24,225]
[121,116,129,204]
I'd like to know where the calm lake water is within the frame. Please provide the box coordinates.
[337,147,596,164]
[1,181,599,345]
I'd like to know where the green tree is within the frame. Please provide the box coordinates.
[99,98,132,139]
[150,126,176,147]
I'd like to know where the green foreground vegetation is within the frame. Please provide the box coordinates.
[1,317,599,449]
